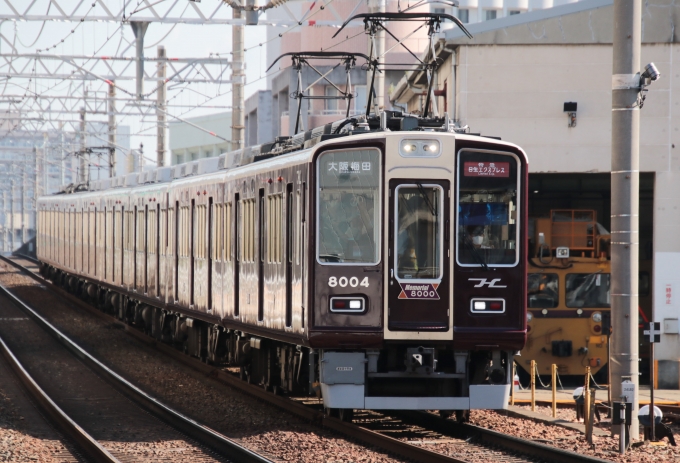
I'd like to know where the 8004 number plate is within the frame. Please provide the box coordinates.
[328,276,369,288]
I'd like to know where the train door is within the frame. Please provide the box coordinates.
[387,179,450,331]
[285,183,294,327]
[208,197,213,311]
[190,199,195,306]
[258,188,265,321]
[234,193,240,317]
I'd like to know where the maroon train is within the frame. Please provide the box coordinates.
[37,111,528,420]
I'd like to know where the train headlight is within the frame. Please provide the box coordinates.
[592,312,602,323]
[526,312,533,322]
[399,139,441,157]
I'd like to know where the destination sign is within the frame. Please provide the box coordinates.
[464,162,510,177]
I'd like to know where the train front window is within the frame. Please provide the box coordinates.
[528,273,559,308]
[317,148,381,265]
[566,273,611,308]
[456,150,519,267]
[395,185,442,280]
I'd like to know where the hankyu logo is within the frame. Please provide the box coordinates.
[336,366,353,371]
[468,278,507,288]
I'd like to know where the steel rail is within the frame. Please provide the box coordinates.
[0,336,119,463]
[4,255,614,463]
[0,257,273,463]
[0,255,469,463]
[393,411,613,463]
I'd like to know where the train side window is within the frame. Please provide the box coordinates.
[148,209,156,255]
[225,202,232,262]
[268,194,283,263]
[137,209,146,253]
[528,273,559,308]
[565,273,610,308]
[239,198,256,263]
[316,148,381,265]
[160,209,167,256]
[167,208,174,255]
[213,204,220,261]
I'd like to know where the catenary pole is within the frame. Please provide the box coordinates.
[157,45,167,167]
[108,81,117,177]
[130,21,150,100]
[610,0,641,439]
[231,5,244,151]
[79,106,87,184]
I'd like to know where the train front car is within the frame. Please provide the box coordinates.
[311,131,528,416]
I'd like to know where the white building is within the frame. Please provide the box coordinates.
[169,112,232,165]
[392,0,680,387]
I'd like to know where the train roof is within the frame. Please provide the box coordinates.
[52,111,526,199]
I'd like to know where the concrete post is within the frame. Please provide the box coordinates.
[108,82,117,177]
[156,45,167,167]
[231,6,245,151]
[79,107,87,184]
[59,121,65,187]
[138,143,144,173]
[610,0,641,439]
[130,21,150,100]
[2,189,6,252]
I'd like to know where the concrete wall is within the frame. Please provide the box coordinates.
[430,42,680,361]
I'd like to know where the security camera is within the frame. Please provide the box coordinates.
[642,62,660,82]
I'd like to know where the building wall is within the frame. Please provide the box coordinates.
[169,112,232,165]
[427,42,680,360]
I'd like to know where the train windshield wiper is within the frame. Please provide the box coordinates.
[463,233,489,271]
[416,182,437,217]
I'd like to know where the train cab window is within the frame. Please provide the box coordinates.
[565,273,610,308]
[528,273,559,308]
[316,148,381,265]
[456,150,519,267]
[395,184,442,280]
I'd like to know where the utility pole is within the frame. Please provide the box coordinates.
[231,4,244,151]
[130,21,150,100]
[2,188,6,252]
[79,106,87,184]
[10,176,14,250]
[610,0,641,439]
[138,143,144,173]
[157,45,167,167]
[367,0,386,113]
[59,121,65,187]
[108,81,117,177]
[21,160,25,246]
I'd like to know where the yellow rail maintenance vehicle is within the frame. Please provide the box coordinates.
[520,210,611,381]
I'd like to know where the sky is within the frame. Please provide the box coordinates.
[0,0,272,167]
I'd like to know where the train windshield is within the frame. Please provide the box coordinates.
[565,273,611,308]
[456,150,519,267]
[395,184,443,280]
[316,148,381,265]
[528,273,559,308]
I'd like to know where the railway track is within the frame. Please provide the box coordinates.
[0,257,272,463]
[1,254,613,463]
